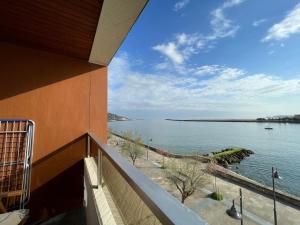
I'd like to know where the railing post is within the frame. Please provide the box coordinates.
[240,188,243,225]
[87,135,91,157]
[98,148,103,188]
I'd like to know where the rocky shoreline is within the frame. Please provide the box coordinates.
[108,113,129,122]
[212,148,254,168]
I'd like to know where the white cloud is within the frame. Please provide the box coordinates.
[222,0,244,8]
[176,33,188,45]
[154,62,169,70]
[262,3,300,42]
[152,33,204,65]
[217,67,245,80]
[108,52,130,89]
[109,54,300,113]
[152,42,184,64]
[153,0,244,68]
[208,0,244,40]
[173,0,190,12]
[194,65,244,79]
[195,65,224,75]
[252,19,266,27]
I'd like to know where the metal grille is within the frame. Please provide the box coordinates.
[0,120,35,212]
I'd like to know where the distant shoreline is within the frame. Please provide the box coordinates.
[109,119,130,122]
[109,119,144,122]
[165,118,300,123]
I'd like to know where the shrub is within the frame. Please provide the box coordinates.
[210,192,223,201]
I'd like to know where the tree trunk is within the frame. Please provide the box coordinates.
[181,195,186,204]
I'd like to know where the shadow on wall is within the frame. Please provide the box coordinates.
[0,42,101,100]
[27,135,87,223]
[27,161,84,224]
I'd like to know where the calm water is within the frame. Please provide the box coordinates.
[109,120,300,197]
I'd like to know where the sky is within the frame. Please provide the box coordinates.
[108,0,300,119]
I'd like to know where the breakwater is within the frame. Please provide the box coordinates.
[212,148,254,168]
[166,119,300,123]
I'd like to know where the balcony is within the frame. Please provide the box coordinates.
[0,127,207,225]
[83,133,207,225]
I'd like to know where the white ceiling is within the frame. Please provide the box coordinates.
[89,0,148,66]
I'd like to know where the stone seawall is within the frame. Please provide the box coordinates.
[110,131,300,209]
[214,167,300,209]
[110,131,210,162]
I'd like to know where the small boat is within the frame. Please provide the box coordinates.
[265,127,273,130]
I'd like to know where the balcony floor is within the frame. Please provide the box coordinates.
[28,208,86,225]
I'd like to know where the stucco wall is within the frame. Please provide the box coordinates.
[0,42,107,191]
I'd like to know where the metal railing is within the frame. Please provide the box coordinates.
[0,120,35,211]
[87,133,207,225]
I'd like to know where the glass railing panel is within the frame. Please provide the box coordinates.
[88,133,207,225]
[102,155,162,225]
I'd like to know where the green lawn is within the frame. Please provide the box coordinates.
[213,148,243,158]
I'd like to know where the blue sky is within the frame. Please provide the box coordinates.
[108,0,300,119]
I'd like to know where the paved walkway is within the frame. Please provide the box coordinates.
[109,136,300,225]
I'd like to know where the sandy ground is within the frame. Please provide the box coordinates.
[108,135,300,225]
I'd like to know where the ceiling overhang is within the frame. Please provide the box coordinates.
[0,0,103,60]
[88,0,148,66]
[0,0,148,66]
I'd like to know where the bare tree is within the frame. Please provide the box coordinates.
[122,130,144,166]
[165,159,209,204]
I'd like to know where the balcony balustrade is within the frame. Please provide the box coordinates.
[84,133,207,225]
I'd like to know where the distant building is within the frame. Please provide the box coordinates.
[257,118,266,121]
[294,115,300,120]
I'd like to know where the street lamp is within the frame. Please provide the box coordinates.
[240,188,244,225]
[272,167,281,225]
[227,188,243,224]
[227,200,241,220]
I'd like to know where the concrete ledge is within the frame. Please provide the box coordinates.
[84,157,124,225]
[0,210,28,225]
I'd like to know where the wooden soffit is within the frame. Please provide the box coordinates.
[0,0,103,60]
[0,0,148,66]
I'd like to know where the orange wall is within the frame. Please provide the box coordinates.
[0,42,107,191]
